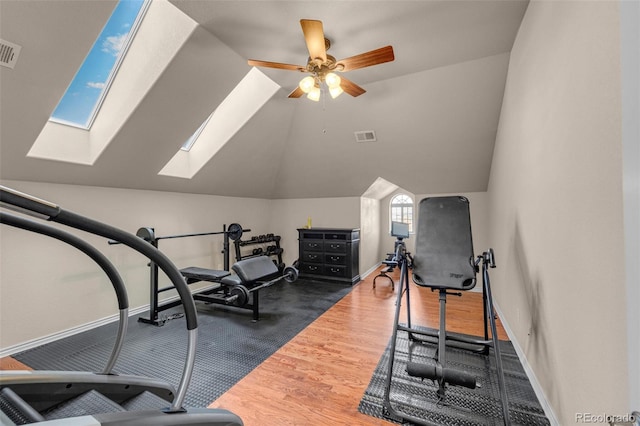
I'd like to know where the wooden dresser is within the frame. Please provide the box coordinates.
[297,228,360,284]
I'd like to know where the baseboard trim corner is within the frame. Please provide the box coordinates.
[493,302,560,426]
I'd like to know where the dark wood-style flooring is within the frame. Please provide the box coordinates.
[1,266,508,425]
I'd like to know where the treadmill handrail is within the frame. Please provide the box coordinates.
[0,186,196,412]
[0,211,128,375]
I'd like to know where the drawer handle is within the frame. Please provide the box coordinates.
[330,244,339,249]
[309,266,318,271]
[330,256,339,261]
[309,254,318,260]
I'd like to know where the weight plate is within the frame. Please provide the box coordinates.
[229,285,249,307]
[227,223,243,241]
[136,227,155,242]
[283,266,299,283]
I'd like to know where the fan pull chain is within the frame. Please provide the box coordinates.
[322,86,327,134]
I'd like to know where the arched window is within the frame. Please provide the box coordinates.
[390,193,414,233]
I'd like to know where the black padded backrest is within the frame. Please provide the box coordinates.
[232,255,279,282]
[412,196,476,290]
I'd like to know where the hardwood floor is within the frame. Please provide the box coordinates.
[1,265,508,425]
[209,266,508,425]
[0,356,31,371]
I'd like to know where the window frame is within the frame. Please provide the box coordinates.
[48,0,150,130]
[390,193,414,234]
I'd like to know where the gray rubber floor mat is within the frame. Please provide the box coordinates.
[358,326,550,425]
[15,279,352,408]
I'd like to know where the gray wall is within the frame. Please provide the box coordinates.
[620,0,640,410]
[487,1,630,423]
[266,196,363,267]
[360,197,382,278]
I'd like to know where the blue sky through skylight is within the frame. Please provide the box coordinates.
[50,0,146,128]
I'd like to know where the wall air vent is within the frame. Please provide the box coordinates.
[0,39,22,69]
[354,130,377,143]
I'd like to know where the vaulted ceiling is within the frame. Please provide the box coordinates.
[0,0,529,199]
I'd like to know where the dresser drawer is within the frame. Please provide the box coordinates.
[324,265,347,278]
[302,240,323,252]
[302,252,323,263]
[324,241,346,253]
[325,253,346,265]
[301,263,322,275]
[324,232,347,240]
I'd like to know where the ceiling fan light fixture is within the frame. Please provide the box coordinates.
[299,75,316,93]
[250,19,394,101]
[307,85,321,101]
[325,72,341,88]
[329,85,344,99]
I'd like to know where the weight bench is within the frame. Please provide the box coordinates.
[181,256,298,322]
[382,196,511,425]
[180,267,230,283]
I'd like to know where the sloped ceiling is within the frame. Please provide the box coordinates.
[0,0,529,199]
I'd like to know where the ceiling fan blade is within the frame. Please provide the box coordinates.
[336,46,395,72]
[340,76,366,97]
[288,86,305,98]
[248,59,305,72]
[300,19,327,64]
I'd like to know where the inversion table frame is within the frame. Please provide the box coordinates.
[382,196,511,426]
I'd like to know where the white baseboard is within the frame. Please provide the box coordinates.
[360,262,382,280]
[0,305,149,358]
[493,302,560,426]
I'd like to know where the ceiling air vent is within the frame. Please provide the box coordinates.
[0,39,22,69]
[354,130,377,143]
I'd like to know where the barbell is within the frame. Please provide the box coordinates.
[226,265,299,307]
[131,223,248,244]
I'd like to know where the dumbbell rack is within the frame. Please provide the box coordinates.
[234,234,284,271]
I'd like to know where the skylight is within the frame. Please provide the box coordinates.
[49,0,148,129]
[181,113,212,152]
[159,68,280,179]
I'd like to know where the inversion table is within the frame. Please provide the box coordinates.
[382,196,511,425]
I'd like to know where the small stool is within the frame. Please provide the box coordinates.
[373,265,395,290]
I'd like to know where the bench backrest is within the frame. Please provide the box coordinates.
[232,255,279,282]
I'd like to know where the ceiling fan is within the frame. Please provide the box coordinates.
[247,19,395,101]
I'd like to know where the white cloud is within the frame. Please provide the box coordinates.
[86,82,106,89]
[101,33,128,56]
